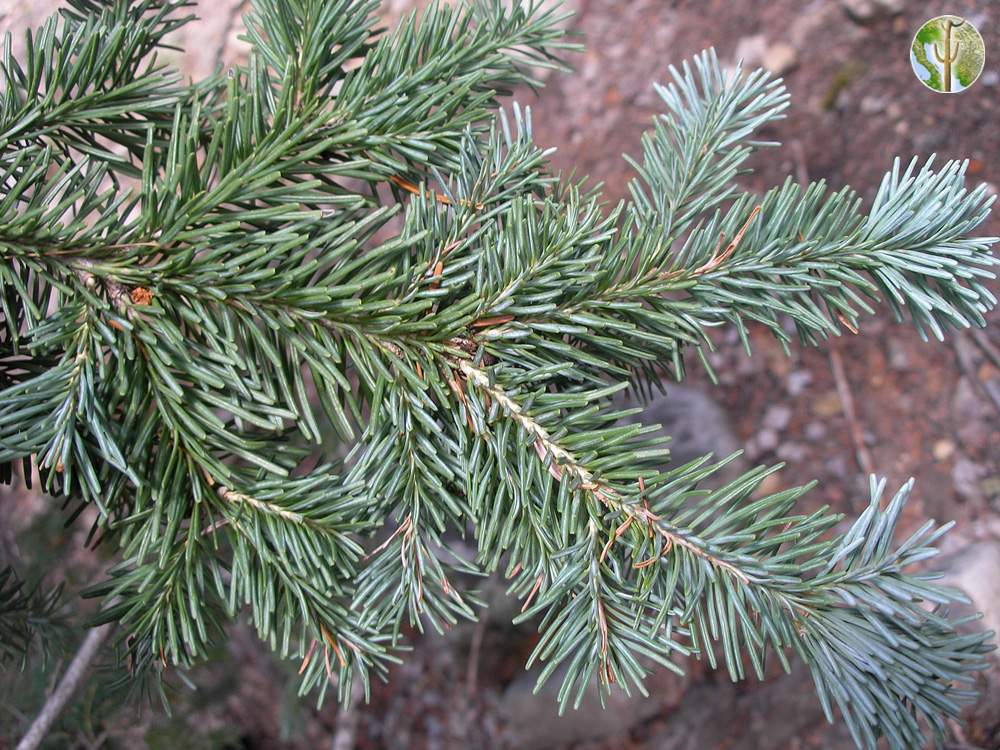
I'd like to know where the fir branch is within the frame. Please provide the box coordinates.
[0,4,996,748]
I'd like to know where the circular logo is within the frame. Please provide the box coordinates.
[910,16,985,93]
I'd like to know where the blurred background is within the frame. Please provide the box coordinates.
[1,0,1000,747]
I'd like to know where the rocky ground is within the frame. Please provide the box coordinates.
[2,0,1000,748]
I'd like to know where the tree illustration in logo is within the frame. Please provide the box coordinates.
[911,16,985,93]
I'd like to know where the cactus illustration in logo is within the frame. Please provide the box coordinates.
[933,17,963,92]
[911,16,985,93]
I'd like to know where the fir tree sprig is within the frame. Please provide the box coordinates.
[0,2,996,747]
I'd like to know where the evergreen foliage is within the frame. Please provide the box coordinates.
[0,1,996,747]
[0,566,64,669]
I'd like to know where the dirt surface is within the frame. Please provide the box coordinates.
[2,0,1000,748]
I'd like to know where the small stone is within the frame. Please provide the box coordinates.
[776,442,808,462]
[982,70,1000,87]
[932,439,955,461]
[762,404,792,432]
[886,338,908,371]
[953,457,987,503]
[755,428,780,455]
[734,36,797,76]
[787,370,812,396]
[734,34,767,68]
[813,391,842,417]
[912,128,948,154]
[979,362,1000,383]
[982,475,1000,504]
[975,516,1000,539]
[859,95,886,115]
[826,455,848,477]
[954,378,991,452]
[804,422,827,441]
[762,42,798,75]
[839,0,903,24]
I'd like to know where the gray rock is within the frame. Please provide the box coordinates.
[954,377,992,452]
[762,404,792,432]
[733,36,798,75]
[939,541,1000,641]
[940,542,1000,750]
[734,34,768,68]
[912,127,949,154]
[825,454,849,478]
[953,457,988,504]
[750,428,779,458]
[859,95,887,115]
[886,338,909,370]
[805,421,827,441]
[762,42,798,75]
[787,369,812,396]
[478,573,524,625]
[789,0,841,49]
[631,386,741,469]
[500,662,687,750]
[648,667,856,749]
[776,441,808,463]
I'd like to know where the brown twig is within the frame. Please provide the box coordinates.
[425,239,462,290]
[16,624,114,750]
[634,536,673,569]
[954,333,1000,416]
[837,314,859,335]
[791,138,810,186]
[828,345,875,477]
[217,485,304,524]
[465,614,488,698]
[596,597,609,661]
[199,517,230,536]
[971,328,1000,370]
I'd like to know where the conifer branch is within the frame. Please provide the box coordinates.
[0,3,995,748]
[0,567,65,669]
